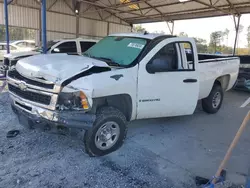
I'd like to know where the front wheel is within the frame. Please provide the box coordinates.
[202,84,224,114]
[84,106,127,157]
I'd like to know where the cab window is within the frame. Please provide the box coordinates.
[10,45,17,50]
[182,43,194,69]
[0,45,16,50]
[147,43,178,73]
[51,41,77,54]
[26,42,35,48]
[15,42,26,47]
[16,41,35,48]
[0,45,8,50]
[80,41,96,52]
[147,42,194,73]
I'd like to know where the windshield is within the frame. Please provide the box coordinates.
[83,36,147,66]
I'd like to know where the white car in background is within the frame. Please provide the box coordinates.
[3,38,98,67]
[11,40,36,51]
[0,40,35,63]
[44,38,98,54]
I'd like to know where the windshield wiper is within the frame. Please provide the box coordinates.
[93,57,121,67]
[107,61,121,67]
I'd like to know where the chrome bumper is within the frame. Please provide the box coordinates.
[10,93,58,120]
[7,77,59,111]
[10,94,95,130]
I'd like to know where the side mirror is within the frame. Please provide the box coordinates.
[53,48,60,53]
[146,58,170,74]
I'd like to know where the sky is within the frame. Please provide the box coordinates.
[138,14,250,48]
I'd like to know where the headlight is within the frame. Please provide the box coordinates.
[79,91,89,110]
[57,90,89,111]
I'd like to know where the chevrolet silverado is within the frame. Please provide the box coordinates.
[7,33,240,156]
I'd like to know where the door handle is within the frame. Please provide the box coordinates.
[183,79,197,83]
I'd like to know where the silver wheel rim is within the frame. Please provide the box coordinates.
[212,92,221,108]
[95,121,120,150]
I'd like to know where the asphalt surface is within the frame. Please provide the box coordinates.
[0,89,249,188]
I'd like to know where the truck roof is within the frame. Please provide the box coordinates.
[109,33,174,40]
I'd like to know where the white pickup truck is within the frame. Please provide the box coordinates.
[2,38,97,68]
[7,33,239,156]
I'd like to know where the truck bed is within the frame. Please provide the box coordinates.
[197,53,232,61]
[197,56,240,100]
[197,54,250,91]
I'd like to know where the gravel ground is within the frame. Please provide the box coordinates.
[0,91,195,188]
[0,88,249,188]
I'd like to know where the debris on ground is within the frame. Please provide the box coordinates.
[214,181,244,188]
[6,130,20,138]
[1,91,250,188]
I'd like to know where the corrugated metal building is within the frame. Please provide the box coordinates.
[1,0,250,43]
[0,0,132,42]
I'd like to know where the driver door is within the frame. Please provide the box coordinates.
[136,38,199,119]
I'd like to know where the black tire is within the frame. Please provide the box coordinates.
[84,106,127,157]
[202,84,223,114]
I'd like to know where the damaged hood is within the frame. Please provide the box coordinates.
[15,54,110,83]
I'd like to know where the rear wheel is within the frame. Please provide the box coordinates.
[84,106,127,157]
[202,84,223,114]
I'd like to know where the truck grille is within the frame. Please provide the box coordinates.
[8,70,54,89]
[8,84,51,105]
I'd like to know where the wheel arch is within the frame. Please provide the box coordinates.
[91,94,133,121]
[214,74,231,91]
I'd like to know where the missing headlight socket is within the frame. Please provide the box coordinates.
[57,92,82,111]
[57,91,90,111]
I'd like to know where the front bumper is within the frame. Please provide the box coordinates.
[10,95,95,130]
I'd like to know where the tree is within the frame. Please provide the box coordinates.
[179,32,188,37]
[238,24,244,33]
[237,48,249,55]
[220,45,233,54]
[133,25,146,33]
[247,26,250,53]
[194,37,208,53]
[236,24,244,53]
[153,30,165,34]
[194,37,206,44]
[209,31,224,53]
[223,28,230,46]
